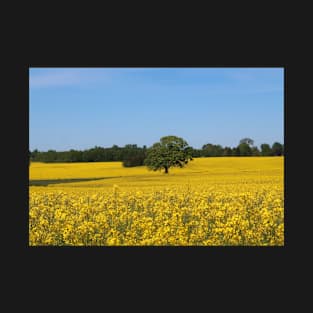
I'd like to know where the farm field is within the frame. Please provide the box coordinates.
[29,157,284,246]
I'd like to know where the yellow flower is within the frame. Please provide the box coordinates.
[29,157,284,246]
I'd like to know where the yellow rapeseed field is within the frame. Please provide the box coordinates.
[29,157,284,246]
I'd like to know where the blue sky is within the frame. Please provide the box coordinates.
[29,67,284,151]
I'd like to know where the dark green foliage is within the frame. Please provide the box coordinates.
[31,145,146,163]
[235,138,255,156]
[232,147,240,156]
[260,143,272,156]
[30,137,283,162]
[202,143,224,157]
[190,148,202,157]
[239,138,254,146]
[237,143,252,156]
[251,146,260,156]
[223,147,233,156]
[144,136,193,174]
[122,145,146,167]
[272,142,283,156]
[122,155,146,167]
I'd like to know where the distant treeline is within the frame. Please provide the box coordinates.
[30,138,284,166]
[30,144,146,167]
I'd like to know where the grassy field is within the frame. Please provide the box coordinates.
[29,157,284,246]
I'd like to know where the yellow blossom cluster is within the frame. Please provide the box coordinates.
[29,157,284,246]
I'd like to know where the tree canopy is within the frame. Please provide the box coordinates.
[30,137,284,163]
[260,143,272,156]
[272,142,283,156]
[239,138,254,146]
[144,136,193,174]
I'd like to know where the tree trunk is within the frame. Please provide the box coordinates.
[164,166,168,174]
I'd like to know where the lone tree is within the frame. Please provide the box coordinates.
[144,135,193,174]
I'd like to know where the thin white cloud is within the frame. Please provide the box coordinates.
[30,70,82,88]
[29,68,112,88]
